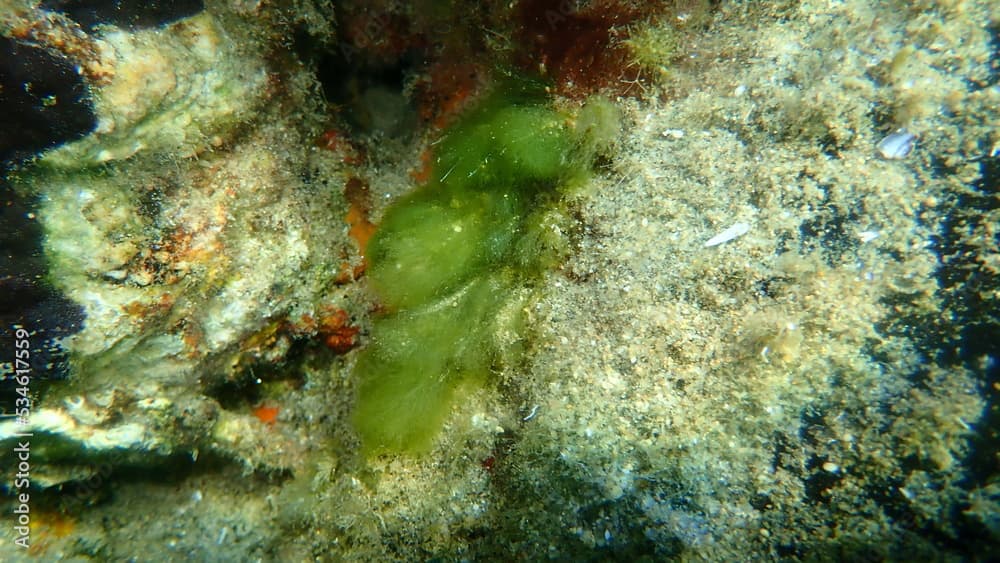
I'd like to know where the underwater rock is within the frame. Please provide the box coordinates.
[0,1,997,561]
[39,11,269,166]
[0,2,350,481]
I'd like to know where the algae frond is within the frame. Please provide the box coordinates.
[352,85,617,454]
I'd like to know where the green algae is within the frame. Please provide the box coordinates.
[352,85,618,454]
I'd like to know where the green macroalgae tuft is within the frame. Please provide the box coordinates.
[352,83,619,454]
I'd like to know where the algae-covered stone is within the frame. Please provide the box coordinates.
[0,1,350,482]
[34,11,268,167]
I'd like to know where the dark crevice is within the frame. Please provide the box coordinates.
[927,151,1000,491]
[797,200,860,264]
[0,37,96,167]
[0,188,84,417]
[41,0,204,31]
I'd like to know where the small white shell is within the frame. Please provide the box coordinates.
[704,221,750,247]
[877,129,917,159]
[858,230,880,243]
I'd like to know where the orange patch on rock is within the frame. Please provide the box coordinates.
[28,510,77,556]
[122,293,175,318]
[346,203,376,256]
[410,146,435,184]
[317,306,360,354]
[318,128,364,164]
[413,61,484,129]
[253,404,280,425]
[339,176,375,283]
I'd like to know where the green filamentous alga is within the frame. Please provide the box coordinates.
[352,84,619,454]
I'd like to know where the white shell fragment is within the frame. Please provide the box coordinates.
[704,221,751,247]
[877,128,917,159]
[858,230,880,243]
